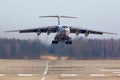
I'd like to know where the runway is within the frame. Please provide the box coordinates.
[0,60,120,80]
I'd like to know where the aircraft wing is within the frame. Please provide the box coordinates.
[5,26,58,33]
[70,27,117,35]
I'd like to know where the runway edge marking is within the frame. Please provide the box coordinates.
[100,69,120,72]
[17,74,34,77]
[90,74,106,77]
[0,74,5,76]
[113,72,120,73]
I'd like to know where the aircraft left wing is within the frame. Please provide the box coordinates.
[70,27,117,36]
[5,26,58,34]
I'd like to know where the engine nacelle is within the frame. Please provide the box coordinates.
[37,32,41,36]
[75,30,80,36]
[47,29,51,35]
[85,31,89,37]
[37,29,41,36]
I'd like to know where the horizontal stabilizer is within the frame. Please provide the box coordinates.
[39,15,77,19]
[39,15,77,25]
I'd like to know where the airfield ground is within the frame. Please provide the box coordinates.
[0,60,120,80]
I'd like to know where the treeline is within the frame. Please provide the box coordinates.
[0,38,120,59]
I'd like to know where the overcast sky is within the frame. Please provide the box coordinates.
[0,0,119,43]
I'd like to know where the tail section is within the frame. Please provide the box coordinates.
[39,15,77,25]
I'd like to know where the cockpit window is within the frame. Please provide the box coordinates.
[62,26,68,28]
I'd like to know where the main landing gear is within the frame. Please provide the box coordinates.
[52,40,58,44]
[52,40,72,44]
[65,40,72,44]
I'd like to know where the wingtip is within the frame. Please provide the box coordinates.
[4,31,10,33]
[4,30,19,33]
[110,33,117,35]
[114,33,117,35]
[103,32,117,35]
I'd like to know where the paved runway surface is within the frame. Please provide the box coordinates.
[0,60,120,80]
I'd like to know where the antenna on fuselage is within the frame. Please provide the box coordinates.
[39,15,77,25]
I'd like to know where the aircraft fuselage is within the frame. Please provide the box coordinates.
[52,25,72,44]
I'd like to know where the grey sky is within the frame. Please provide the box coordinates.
[0,0,119,42]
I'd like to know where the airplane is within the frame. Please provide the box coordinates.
[5,15,117,44]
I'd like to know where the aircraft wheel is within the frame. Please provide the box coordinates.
[66,41,72,44]
[52,40,58,44]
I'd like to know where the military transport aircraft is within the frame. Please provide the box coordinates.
[5,15,117,44]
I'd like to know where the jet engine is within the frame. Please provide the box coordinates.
[75,30,80,36]
[37,29,41,36]
[85,31,89,37]
[47,29,51,35]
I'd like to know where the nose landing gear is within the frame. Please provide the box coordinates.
[52,40,72,44]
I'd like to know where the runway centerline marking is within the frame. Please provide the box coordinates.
[43,60,49,75]
[41,77,45,80]
[41,60,49,80]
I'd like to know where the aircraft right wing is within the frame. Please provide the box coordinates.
[5,26,58,33]
[5,26,58,36]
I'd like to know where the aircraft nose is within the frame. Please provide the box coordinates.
[62,28,65,31]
